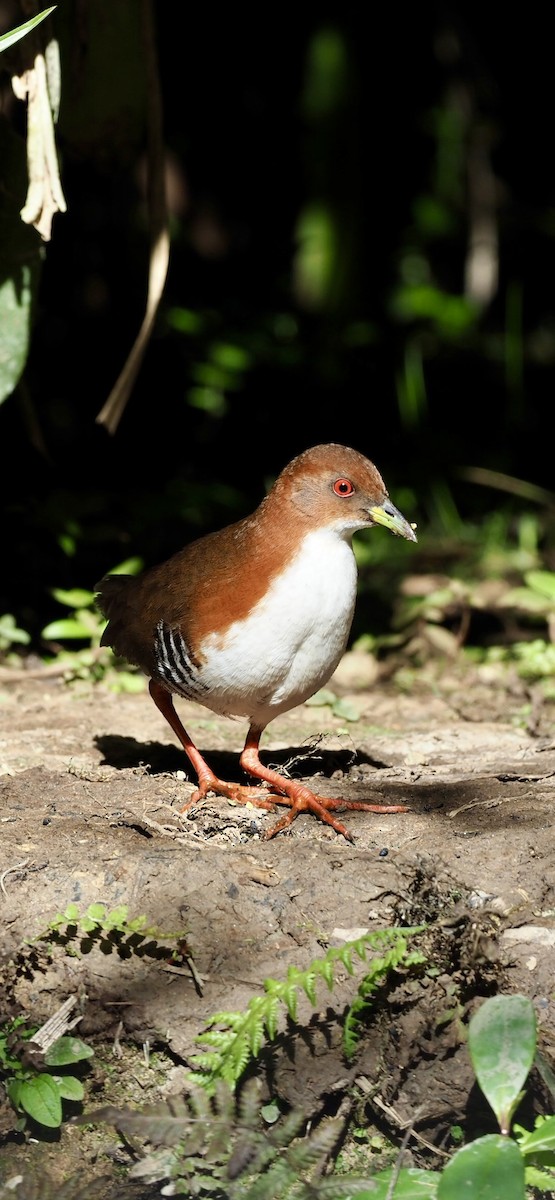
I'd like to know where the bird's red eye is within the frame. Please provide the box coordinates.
[333,477,355,497]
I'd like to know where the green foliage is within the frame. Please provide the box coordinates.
[436,1135,525,1199]
[0,7,58,405]
[87,1075,441,1198]
[36,558,145,689]
[182,993,554,1198]
[0,7,56,54]
[39,901,191,965]
[0,1014,92,1131]
[189,927,425,1090]
[42,558,142,646]
[467,994,536,1135]
[0,612,31,651]
[422,995,555,1198]
[0,1171,110,1199]
[0,122,44,407]
[343,938,427,1059]
[305,687,362,722]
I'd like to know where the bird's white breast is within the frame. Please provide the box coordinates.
[198,527,358,726]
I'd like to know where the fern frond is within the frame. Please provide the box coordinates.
[188,926,425,1092]
[264,995,280,1040]
[286,1115,343,1170]
[343,938,427,1060]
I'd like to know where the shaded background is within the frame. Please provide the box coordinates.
[1,2,554,648]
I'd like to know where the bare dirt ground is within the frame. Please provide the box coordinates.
[1,649,555,1197]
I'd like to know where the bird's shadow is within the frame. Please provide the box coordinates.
[94,733,383,783]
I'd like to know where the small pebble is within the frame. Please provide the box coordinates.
[378,847,388,857]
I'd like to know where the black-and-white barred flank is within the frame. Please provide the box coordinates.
[154,621,207,699]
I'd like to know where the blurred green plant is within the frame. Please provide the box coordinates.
[0,1015,93,1132]
[305,687,361,722]
[39,558,145,689]
[0,613,31,653]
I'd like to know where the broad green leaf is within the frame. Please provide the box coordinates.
[305,688,336,706]
[332,697,361,721]
[45,1036,94,1066]
[18,1073,63,1127]
[437,1135,525,1200]
[50,587,95,608]
[345,1166,441,1198]
[0,7,56,53]
[0,125,43,404]
[7,1079,22,1109]
[0,614,30,645]
[107,557,143,576]
[210,342,251,371]
[0,266,37,404]
[53,1074,85,1101]
[468,995,536,1133]
[498,587,550,613]
[525,570,555,603]
[517,1113,555,1155]
[41,618,95,639]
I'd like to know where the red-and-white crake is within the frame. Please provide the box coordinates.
[96,444,417,840]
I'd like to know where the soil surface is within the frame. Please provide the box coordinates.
[1,651,555,1196]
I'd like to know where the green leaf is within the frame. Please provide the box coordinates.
[437,1135,525,1199]
[7,1079,23,1110]
[53,1075,85,1101]
[86,902,108,922]
[105,905,130,928]
[108,557,143,576]
[41,618,95,640]
[347,1166,441,1198]
[44,1036,94,1066]
[0,265,38,405]
[0,121,43,405]
[524,570,555,603]
[50,587,96,609]
[18,1074,63,1128]
[0,614,30,646]
[468,995,536,1133]
[498,587,550,614]
[524,1164,555,1190]
[0,7,56,53]
[518,1113,555,1155]
[305,688,336,707]
[210,342,250,371]
[331,697,361,721]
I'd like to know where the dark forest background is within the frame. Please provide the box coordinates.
[1,2,555,653]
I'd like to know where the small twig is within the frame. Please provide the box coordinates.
[96,0,169,432]
[0,860,30,897]
[112,1020,124,1059]
[32,996,81,1052]
[0,647,107,682]
[369,1092,450,1158]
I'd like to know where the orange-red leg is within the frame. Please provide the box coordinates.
[149,681,272,807]
[149,682,407,841]
[240,726,407,841]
